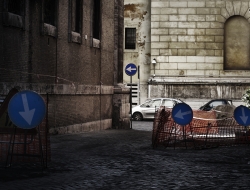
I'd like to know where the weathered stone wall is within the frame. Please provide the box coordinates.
[112,86,130,129]
[151,0,250,77]
[149,83,248,100]
[124,0,250,105]
[124,0,151,105]
[0,0,128,133]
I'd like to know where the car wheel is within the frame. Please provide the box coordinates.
[133,112,143,121]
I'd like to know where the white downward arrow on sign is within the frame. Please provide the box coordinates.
[126,66,136,72]
[174,110,192,119]
[19,94,35,125]
[240,107,248,124]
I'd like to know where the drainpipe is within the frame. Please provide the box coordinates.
[28,1,33,84]
[148,84,150,98]
[99,2,103,131]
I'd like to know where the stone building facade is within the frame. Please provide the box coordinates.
[124,0,250,108]
[0,0,130,134]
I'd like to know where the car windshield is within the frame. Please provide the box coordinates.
[209,100,225,108]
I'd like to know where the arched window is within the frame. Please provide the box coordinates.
[225,16,250,70]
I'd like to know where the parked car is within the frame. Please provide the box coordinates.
[132,98,184,121]
[198,99,233,111]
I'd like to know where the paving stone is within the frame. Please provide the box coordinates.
[0,127,250,189]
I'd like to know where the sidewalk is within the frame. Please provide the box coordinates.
[0,129,250,189]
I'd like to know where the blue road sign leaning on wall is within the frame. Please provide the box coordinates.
[125,63,137,76]
[234,105,250,126]
[8,90,46,129]
[172,103,193,126]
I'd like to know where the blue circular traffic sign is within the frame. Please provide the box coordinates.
[172,103,193,125]
[8,90,46,129]
[234,105,250,126]
[125,63,137,76]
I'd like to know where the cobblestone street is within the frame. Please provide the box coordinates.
[0,126,250,189]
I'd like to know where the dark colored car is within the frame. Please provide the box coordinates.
[199,99,233,111]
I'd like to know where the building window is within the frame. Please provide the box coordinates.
[72,0,81,33]
[68,0,82,43]
[225,16,250,70]
[125,28,136,49]
[92,0,101,40]
[3,0,25,29]
[42,0,58,37]
[92,0,101,48]
[8,0,24,15]
[44,0,57,26]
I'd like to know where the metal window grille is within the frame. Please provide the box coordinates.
[8,0,24,15]
[126,83,139,106]
[93,0,100,39]
[44,0,56,26]
[125,28,136,49]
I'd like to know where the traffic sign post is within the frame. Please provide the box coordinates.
[172,103,193,149]
[234,105,250,144]
[8,90,46,129]
[234,105,250,126]
[125,63,137,77]
[7,90,47,167]
[125,63,137,129]
[172,103,193,126]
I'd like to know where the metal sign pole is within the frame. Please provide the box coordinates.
[130,75,132,129]
[125,63,137,130]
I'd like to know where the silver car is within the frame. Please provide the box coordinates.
[132,98,183,121]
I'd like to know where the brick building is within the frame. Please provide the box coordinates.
[0,0,130,133]
[124,0,250,108]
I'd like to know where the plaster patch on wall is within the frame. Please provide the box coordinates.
[179,70,184,76]
[138,40,145,47]
[124,4,147,21]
